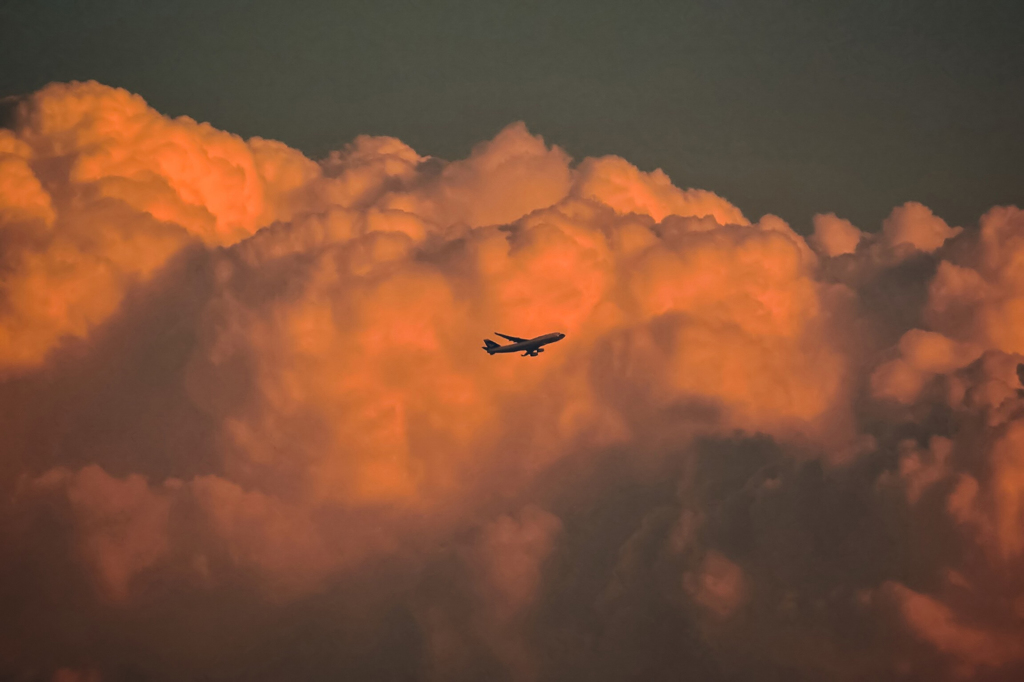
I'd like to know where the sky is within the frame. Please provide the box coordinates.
[3,0,1023,231]
[3,3,1024,682]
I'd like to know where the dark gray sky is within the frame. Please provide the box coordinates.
[3,0,1022,232]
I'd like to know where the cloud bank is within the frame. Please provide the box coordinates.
[2,81,1024,681]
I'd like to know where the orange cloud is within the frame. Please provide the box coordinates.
[927,206,1024,354]
[0,81,310,372]
[469,505,563,620]
[883,581,1024,673]
[882,201,962,253]
[572,154,747,225]
[870,329,982,404]
[2,83,853,605]
[28,466,173,601]
[5,81,1024,681]
[383,122,573,229]
[811,212,864,257]
[683,550,747,619]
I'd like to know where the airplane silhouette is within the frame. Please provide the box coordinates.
[482,332,565,357]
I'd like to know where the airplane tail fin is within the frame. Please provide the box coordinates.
[483,339,500,354]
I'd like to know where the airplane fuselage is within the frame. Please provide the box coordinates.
[483,332,565,357]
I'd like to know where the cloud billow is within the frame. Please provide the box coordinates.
[1,81,1023,681]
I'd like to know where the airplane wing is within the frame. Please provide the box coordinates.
[495,332,528,343]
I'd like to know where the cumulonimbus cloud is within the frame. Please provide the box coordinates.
[2,81,1024,681]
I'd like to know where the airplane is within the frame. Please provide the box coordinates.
[482,332,565,357]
